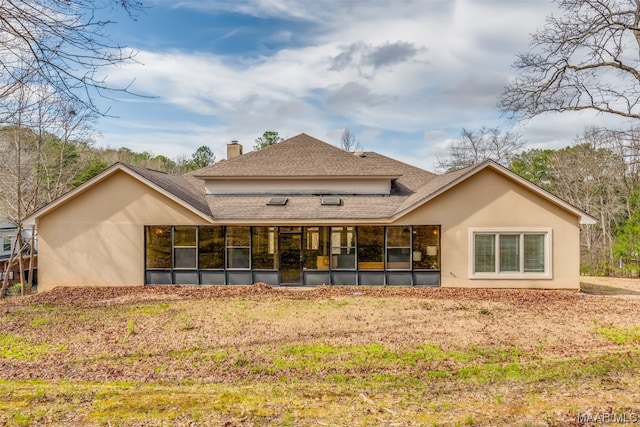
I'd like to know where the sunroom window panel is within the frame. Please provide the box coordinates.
[227,247,250,269]
[474,234,495,273]
[145,226,172,268]
[357,226,384,269]
[303,227,330,270]
[499,235,520,272]
[199,226,225,269]
[252,227,277,269]
[174,226,196,246]
[226,226,250,246]
[174,247,197,269]
[226,226,251,269]
[524,234,545,272]
[412,226,440,270]
[386,226,411,247]
[331,226,355,269]
[386,226,411,269]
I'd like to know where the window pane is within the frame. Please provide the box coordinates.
[174,226,196,246]
[387,247,411,269]
[303,227,330,270]
[358,226,384,269]
[386,226,410,247]
[499,234,520,272]
[2,238,11,252]
[331,226,355,269]
[386,226,411,269]
[252,227,277,269]
[331,226,355,250]
[413,226,440,270]
[474,234,495,273]
[199,226,224,269]
[146,226,172,268]
[331,247,356,269]
[227,247,250,269]
[175,247,197,269]
[524,234,545,272]
[226,226,250,246]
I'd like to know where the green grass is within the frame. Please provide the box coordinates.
[1,348,639,427]
[0,334,65,360]
[596,325,640,343]
[127,303,171,316]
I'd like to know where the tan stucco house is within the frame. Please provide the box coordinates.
[25,133,595,291]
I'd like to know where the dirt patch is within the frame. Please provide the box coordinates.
[7,282,587,309]
[580,275,640,296]
[0,281,637,383]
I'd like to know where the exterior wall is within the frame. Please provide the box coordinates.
[37,171,206,291]
[35,167,583,290]
[205,178,391,195]
[394,168,581,289]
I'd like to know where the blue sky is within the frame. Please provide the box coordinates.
[94,0,626,170]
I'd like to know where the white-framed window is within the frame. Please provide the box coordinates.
[469,228,552,279]
[2,237,11,253]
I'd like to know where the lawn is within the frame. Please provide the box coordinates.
[0,280,639,426]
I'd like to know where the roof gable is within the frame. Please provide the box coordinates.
[393,160,597,225]
[24,163,213,225]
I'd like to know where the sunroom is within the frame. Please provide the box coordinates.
[145,225,441,286]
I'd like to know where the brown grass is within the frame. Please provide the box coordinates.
[0,279,639,426]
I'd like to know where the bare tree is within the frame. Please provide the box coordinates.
[548,140,627,273]
[0,88,96,297]
[340,128,362,152]
[0,0,143,117]
[499,0,640,122]
[437,127,524,172]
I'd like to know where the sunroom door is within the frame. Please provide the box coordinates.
[280,232,302,284]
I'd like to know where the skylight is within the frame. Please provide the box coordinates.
[321,196,342,206]
[267,197,288,206]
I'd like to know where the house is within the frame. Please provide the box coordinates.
[0,221,37,286]
[24,133,595,291]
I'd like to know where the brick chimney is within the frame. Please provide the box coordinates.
[227,140,243,159]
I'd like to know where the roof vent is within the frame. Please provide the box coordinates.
[353,151,366,157]
[321,196,342,206]
[267,197,288,206]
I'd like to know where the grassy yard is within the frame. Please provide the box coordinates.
[0,280,639,426]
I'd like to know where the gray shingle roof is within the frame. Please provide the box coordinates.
[26,133,595,225]
[207,195,403,220]
[184,134,443,220]
[191,133,401,178]
[125,164,212,217]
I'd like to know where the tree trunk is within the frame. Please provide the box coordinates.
[27,225,35,292]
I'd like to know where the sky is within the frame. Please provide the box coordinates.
[93,0,628,171]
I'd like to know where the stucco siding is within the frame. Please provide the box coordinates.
[37,171,207,291]
[394,168,581,289]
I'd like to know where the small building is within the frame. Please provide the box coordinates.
[25,134,595,291]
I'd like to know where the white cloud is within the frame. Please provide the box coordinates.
[97,0,620,169]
